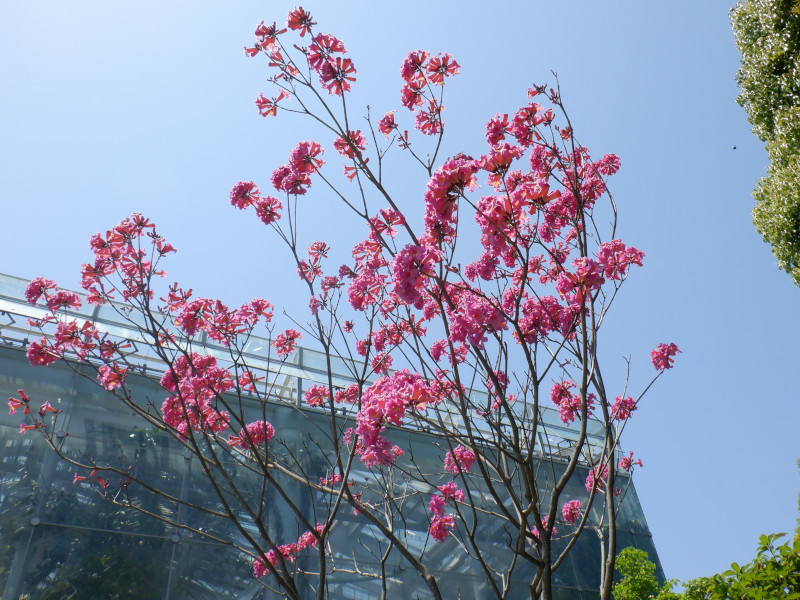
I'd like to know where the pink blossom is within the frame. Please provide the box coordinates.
[286,6,315,36]
[254,196,283,225]
[400,50,429,83]
[443,445,476,474]
[429,494,447,516]
[8,389,30,415]
[650,342,680,371]
[378,111,396,137]
[549,380,595,424]
[273,329,301,357]
[334,130,366,159]
[596,239,644,280]
[610,395,637,421]
[531,516,557,539]
[485,113,510,146]
[428,514,455,542]
[229,181,259,209]
[45,290,81,313]
[618,451,643,473]
[307,34,346,71]
[25,277,57,305]
[290,140,324,174]
[98,364,128,391]
[561,500,582,524]
[437,481,465,502]
[319,472,342,486]
[585,464,609,494]
[304,384,329,407]
[318,56,356,95]
[425,53,460,85]
[26,339,61,366]
[229,420,275,450]
[370,352,392,374]
[391,244,440,309]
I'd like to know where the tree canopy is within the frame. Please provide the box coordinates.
[731,0,800,287]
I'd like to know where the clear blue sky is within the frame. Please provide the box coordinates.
[2,0,798,584]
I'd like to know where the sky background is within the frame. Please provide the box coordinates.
[2,0,799,586]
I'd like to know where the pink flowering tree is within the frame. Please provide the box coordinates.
[10,8,681,600]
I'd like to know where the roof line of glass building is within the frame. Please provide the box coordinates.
[0,272,610,458]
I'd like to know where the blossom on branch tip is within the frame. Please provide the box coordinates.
[618,451,643,472]
[585,464,609,494]
[428,514,455,542]
[230,181,260,209]
[273,329,301,357]
[318,56,356,95]
[228,420,275,450]
[378,111,396,137]
[400,50,429,82]
[334,130,366,159]
[98,364,128,391]
[443,445,476,474]
[610,395,637,421]
[425,53,460,85]
[531,516,557,539]
[304,384,329,407]
[307,33,346,71]
[255,90,290,117]
[650,342,680,371]
[286,7,315,36]
[8,389,31,415]
[561,500,582,524]
[25,277,57,305]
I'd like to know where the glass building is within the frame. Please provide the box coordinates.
[0,273,664,599]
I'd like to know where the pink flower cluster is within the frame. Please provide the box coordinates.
[391,244,441,309]
[173,296,274,346]
[80,213,169,305]
[550,380,595,425]
[253,523,324,576]
[618,451,643,473]
[272,329,301,357]
[269,140,327,196]
[98,364,128,391]
[230,181,284,225]
[160,353,232,438]
[585,463,609,495]
[531,516,557,540]
[651,342,680,371]
[397,50,459,136]
[610,395,637,421]
[247,9,356,97]
[428,481,463,542]
[421,154,478,245]
[304,384,329,407]
[228,420,275,451]
[561,499,582,524]
[355,370,441,467]
[596,239,644,280]
[443,445,476,474]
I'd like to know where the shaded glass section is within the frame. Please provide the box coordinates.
[0,273,664,599]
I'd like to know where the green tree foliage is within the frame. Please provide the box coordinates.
[613,535,800,600]
[731,0,800,287]
[612,547,678,600]
[680,533,800,599]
